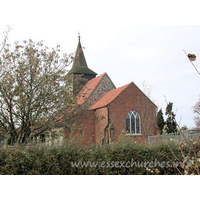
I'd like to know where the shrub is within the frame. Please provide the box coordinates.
[0,139,199,175]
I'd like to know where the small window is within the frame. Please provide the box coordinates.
[126,110,141,134]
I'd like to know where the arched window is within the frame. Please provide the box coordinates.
[126,110,141,134]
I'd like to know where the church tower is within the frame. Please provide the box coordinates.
[68,34,97,94]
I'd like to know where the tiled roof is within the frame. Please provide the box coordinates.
[77,72,107,105]
[89,82,132,110]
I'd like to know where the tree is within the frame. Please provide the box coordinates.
[156,108,165,134]
[0,26,11,54]
[193,96,200,127]
[136,81,158,141]
[165,102,177,133]
[0,39,76,144]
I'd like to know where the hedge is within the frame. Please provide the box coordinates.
[0,139,198,175]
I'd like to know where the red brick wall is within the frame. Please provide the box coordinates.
[64,82,158,145]
[94,107,108,145]
[107,83,158,144]
[64,110,96,145]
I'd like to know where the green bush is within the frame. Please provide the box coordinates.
[0,139,199,175]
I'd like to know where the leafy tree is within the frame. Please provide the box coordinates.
[193,96,200,127]
[156,108,165,134]
[165,102,177,134]
[0,39,77,144]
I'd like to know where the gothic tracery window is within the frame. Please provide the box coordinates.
[126,110,141,134]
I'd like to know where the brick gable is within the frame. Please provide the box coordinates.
[77,72,116,107]
[89,83,131,110]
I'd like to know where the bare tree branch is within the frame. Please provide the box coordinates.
[183,49,200,76]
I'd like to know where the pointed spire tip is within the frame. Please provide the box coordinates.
[78,32,80,43]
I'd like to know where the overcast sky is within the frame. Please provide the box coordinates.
[1,0,200,129]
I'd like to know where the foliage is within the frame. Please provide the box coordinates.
[168,134,200,175]
[0,39,78,144]
[183,50,200,76]
[0,139,199,175]
[187,53,196,61]
[165,102,177,134]
[156,108,165,134]
[0,26,11,54]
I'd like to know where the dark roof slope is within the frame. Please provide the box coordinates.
[68,39,97,75]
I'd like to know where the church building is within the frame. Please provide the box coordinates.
[65,36,159,145]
